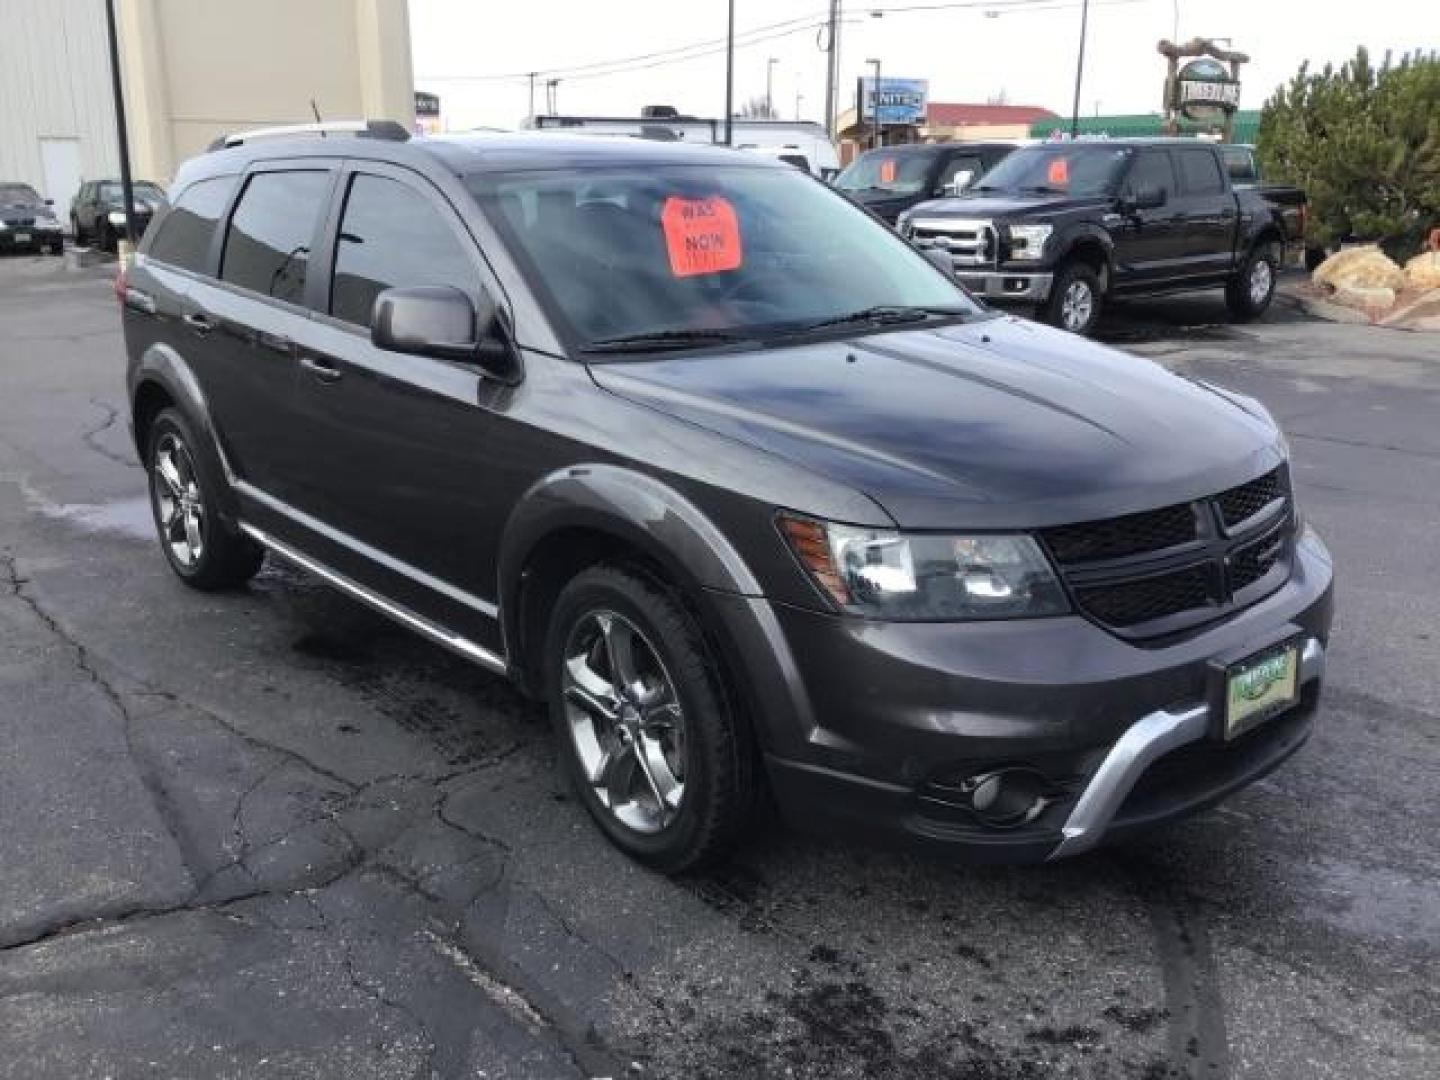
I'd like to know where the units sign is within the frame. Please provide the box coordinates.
[858,77,930,126]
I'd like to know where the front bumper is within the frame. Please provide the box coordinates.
[739,529,1334,862]
[0,225,63,250]
[953,269,1053,303]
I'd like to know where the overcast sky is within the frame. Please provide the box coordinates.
[409,0,1439,131]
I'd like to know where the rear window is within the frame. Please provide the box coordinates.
[147,176,235,272]
[220,171,331,304]
[1177,150,1226,195]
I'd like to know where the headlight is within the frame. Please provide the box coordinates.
[896,210,914,236]
[0,221,8,232]
[779,515,1069,621]
[107,210,127,225]
[1007,223,1053,261]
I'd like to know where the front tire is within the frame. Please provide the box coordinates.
[1042,260,1104,336]
[146,408,263,590]
[1227,241,1278,321]
[545,565,757,873]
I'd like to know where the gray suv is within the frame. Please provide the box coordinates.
[121,121,1333,872]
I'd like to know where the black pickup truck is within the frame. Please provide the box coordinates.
[898,139,1293,335]
[834,142,1016,225]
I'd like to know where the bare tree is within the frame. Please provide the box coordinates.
[986,88,1010,106]
[737,94,777,118]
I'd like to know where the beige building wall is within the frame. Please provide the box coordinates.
[117,0,415,181]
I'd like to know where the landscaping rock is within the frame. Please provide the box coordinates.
[1313,246,1405,291]
[1403,252,1440,290]
[1332,283,1396,315]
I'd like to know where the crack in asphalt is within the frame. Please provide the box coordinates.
[1,553,204,887]
[80,397,140,469]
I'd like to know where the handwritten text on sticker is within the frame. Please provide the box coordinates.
[661,196,743,277]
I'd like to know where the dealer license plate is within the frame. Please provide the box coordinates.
[1224,642,1299,740]
[14,232,30,244]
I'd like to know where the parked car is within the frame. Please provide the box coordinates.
[1221,143,1313,268]
[0,182,64,254]
[71,179,168,250]
[897,139,1293,335]
[834,142,1016,225]
[122,122,1333,873]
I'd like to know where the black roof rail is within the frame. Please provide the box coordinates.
[207,119,410,152]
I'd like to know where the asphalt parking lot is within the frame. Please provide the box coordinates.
[1,253,1436,1079]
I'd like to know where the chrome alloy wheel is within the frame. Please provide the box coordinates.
[1061,280,1094,331]
[151,432,206,568]
[1249,256,1274,305]
[561,610,687,835]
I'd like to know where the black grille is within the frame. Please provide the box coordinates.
[1229,527,1286,592]
[1041,503,1197,565]
[1074,565,1214,627]
[1216,468,1284,529]
[1045,467,1292,637]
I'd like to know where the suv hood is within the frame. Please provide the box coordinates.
[591,317,1284,530]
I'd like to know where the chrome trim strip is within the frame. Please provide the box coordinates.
[236,481,499,619]
[241,523,508,675]
[1049,636,1324,859]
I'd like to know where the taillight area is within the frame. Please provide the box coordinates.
[114,263,128,305]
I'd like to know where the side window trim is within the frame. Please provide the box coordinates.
[211,159,341,315]
[310,159,503,338]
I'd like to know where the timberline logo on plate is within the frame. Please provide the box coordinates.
[1234,653,1289,701]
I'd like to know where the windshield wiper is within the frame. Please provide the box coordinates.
[580,328,752,354]
[785,305,970,334]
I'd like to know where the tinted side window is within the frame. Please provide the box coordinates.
[330,173,479,328]
[1176,150,1225,196]
[220,171,330,304]
[147,176,235,272]
[1124,151,1176,197]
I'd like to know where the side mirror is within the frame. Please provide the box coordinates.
[921,247,953,275]
[371,285,516,379]
[1127,186,1166,211]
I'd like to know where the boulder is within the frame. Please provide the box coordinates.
[1332,282,1395,315]
[1380,289,1440,329]
[1403,251,1440,290]
[1313,246,1405,291]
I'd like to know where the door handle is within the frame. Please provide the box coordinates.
[299,354,343,383]
[183,312,214,335]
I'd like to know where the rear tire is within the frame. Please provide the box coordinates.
[1227,241,1278,321]
[70,214,84,245]
[545,564,757,874]
[1042,260,1104,336]
[145,407,263,590]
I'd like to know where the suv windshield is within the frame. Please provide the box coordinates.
[834,152,934,195]
[99,182,165,203]
[468,163,980,351]
[0,184,42,207]
[976,145,1133,197]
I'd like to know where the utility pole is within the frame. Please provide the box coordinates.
[102,0,138,252]
[528,72,537,120]
[766,57,779,118]
[795,91,804,121]
[823,0,841,138]
[546,78,560,114]
[1070,0,1089,139]
[867,58,882,150]
[723,0,736,144]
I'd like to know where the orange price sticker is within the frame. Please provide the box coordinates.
[879,158,897,183]
[661,196,743,278]
[1047,157,1070,185]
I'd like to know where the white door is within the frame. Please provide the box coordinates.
[39,139,82,232]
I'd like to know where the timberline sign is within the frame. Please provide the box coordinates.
[1158,37,1249,138]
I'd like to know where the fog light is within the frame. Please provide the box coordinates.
[960,767,1055,828]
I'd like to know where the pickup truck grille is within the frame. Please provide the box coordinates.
[907,218,996,266]
[1039,466,1294,638]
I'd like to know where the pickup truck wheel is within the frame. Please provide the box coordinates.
[146,408,264,590]
[1042,262,1103,336]
[1227,242,1279,321]
[546,565,756,873]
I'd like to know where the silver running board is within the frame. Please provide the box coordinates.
[240,523,508,675]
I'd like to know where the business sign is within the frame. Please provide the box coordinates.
[858,77,929,126]
[415,91,441,135]
[1175,57,1240,121]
